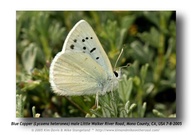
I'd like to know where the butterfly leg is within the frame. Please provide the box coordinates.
[111,89,114,98]
[111,83,114,98]
[95,92,99,108]
[110,82,117,103]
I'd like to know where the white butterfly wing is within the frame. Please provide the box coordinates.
[50,52,109,95]
[62,20,113,75]
[50,20,117,96]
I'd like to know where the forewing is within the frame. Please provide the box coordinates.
[62,20,113,75]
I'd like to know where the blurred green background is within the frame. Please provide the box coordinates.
[16,11,176,118]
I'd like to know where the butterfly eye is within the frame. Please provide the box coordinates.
[113,71,118,77]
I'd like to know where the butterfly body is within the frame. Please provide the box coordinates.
[50,20,119,96]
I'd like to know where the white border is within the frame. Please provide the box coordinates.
[0,0,191,134]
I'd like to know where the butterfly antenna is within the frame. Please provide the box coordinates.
[119,63,131,69]
[114,47,124,69]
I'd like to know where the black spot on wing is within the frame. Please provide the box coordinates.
[70,36,95,52]
[90,48,96,53]
[70,44,74,49]
[73,39,77,42]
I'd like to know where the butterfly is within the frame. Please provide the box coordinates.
[49,20,121,107]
